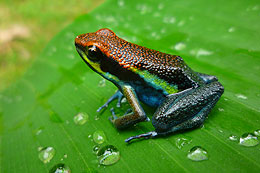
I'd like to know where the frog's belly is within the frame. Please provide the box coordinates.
[132,84,166,108]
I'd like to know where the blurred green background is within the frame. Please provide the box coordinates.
[0,0,104,91]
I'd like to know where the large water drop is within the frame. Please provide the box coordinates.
[187,146,208,161]
[97,145,120,165]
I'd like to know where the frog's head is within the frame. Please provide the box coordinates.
[75,28,142,83]
[75,28,118,75]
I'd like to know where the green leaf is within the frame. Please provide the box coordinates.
[1,0,260,172]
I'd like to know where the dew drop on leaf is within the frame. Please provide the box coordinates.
[73,112,89,125]
[93,130,106,144]
[239,133,259,147]
[49,163,70,173]
[175,137,192,149]
[228,135,238,141]
[187,146,208,161]
[38,147,55,164]
[97,145,120,166]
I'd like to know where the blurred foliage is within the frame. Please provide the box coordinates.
[1,0,260,172]
[0,0,104,91]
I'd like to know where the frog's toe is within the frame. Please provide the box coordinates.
[125,131,158,143]
[110,108,119,120]
[96,90,123,112]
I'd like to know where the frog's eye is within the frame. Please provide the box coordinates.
[87,45,102,62]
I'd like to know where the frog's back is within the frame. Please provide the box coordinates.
[77,28,203,90]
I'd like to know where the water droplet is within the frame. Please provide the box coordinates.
[187,146,208,161]
[73,112,89,125]
[136,4,151,15]
[191,49,213,57]
[94,115,100,121]
[118,0,124,7]
[228,27,235,33]
[218,108,224,112]
[173,42,186,51]
[93,145,100,154]
[235,94,247,100]
[229,135,238,141]
[98,79,106,87]
[88,134,92,138]
[177,20,185,27]
[175,137,192,149]
[163,16,176,24]
[38,147,55,164]
[93,130,106,144]
[239,133,259,147]
[218,129,223,133]
[253,129,260,136]
[49,163,70,173]
[97,145,120,165]
[35,127,44,136]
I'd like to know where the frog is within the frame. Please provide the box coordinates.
[75,28,224,143]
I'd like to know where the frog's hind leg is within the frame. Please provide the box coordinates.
[109,85,147,129]
[97,90,124,112]
[125,81,224,143]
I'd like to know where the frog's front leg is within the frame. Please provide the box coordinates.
[125,81,224,143]
[109,85,147,129]
[97,90,124,112]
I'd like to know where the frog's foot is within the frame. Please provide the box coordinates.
[108,107,119,122]
[125,131,158,143]
[97,90,123,112]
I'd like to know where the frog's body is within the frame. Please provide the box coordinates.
[75,28,224,143]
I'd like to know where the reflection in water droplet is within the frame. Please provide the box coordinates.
[49,163,70,173]
[187,146,208,161]
[38,147,55,163]
[254,129,260,136]
[235,94,247,100]
[97,145,120,165]
[175,137,192,149]
[229,135,238,141]
[73,112,89,125]
[93,130,106,144]
[239,133,259,147]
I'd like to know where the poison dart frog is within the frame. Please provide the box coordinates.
[75,28,224,143]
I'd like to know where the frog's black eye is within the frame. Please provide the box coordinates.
[87,45,102,62]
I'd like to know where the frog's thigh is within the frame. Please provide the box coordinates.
[111,85,147,129]
[152,81,224,134]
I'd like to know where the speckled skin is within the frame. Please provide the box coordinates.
[75,28,204,90]
[75,28,224,143]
